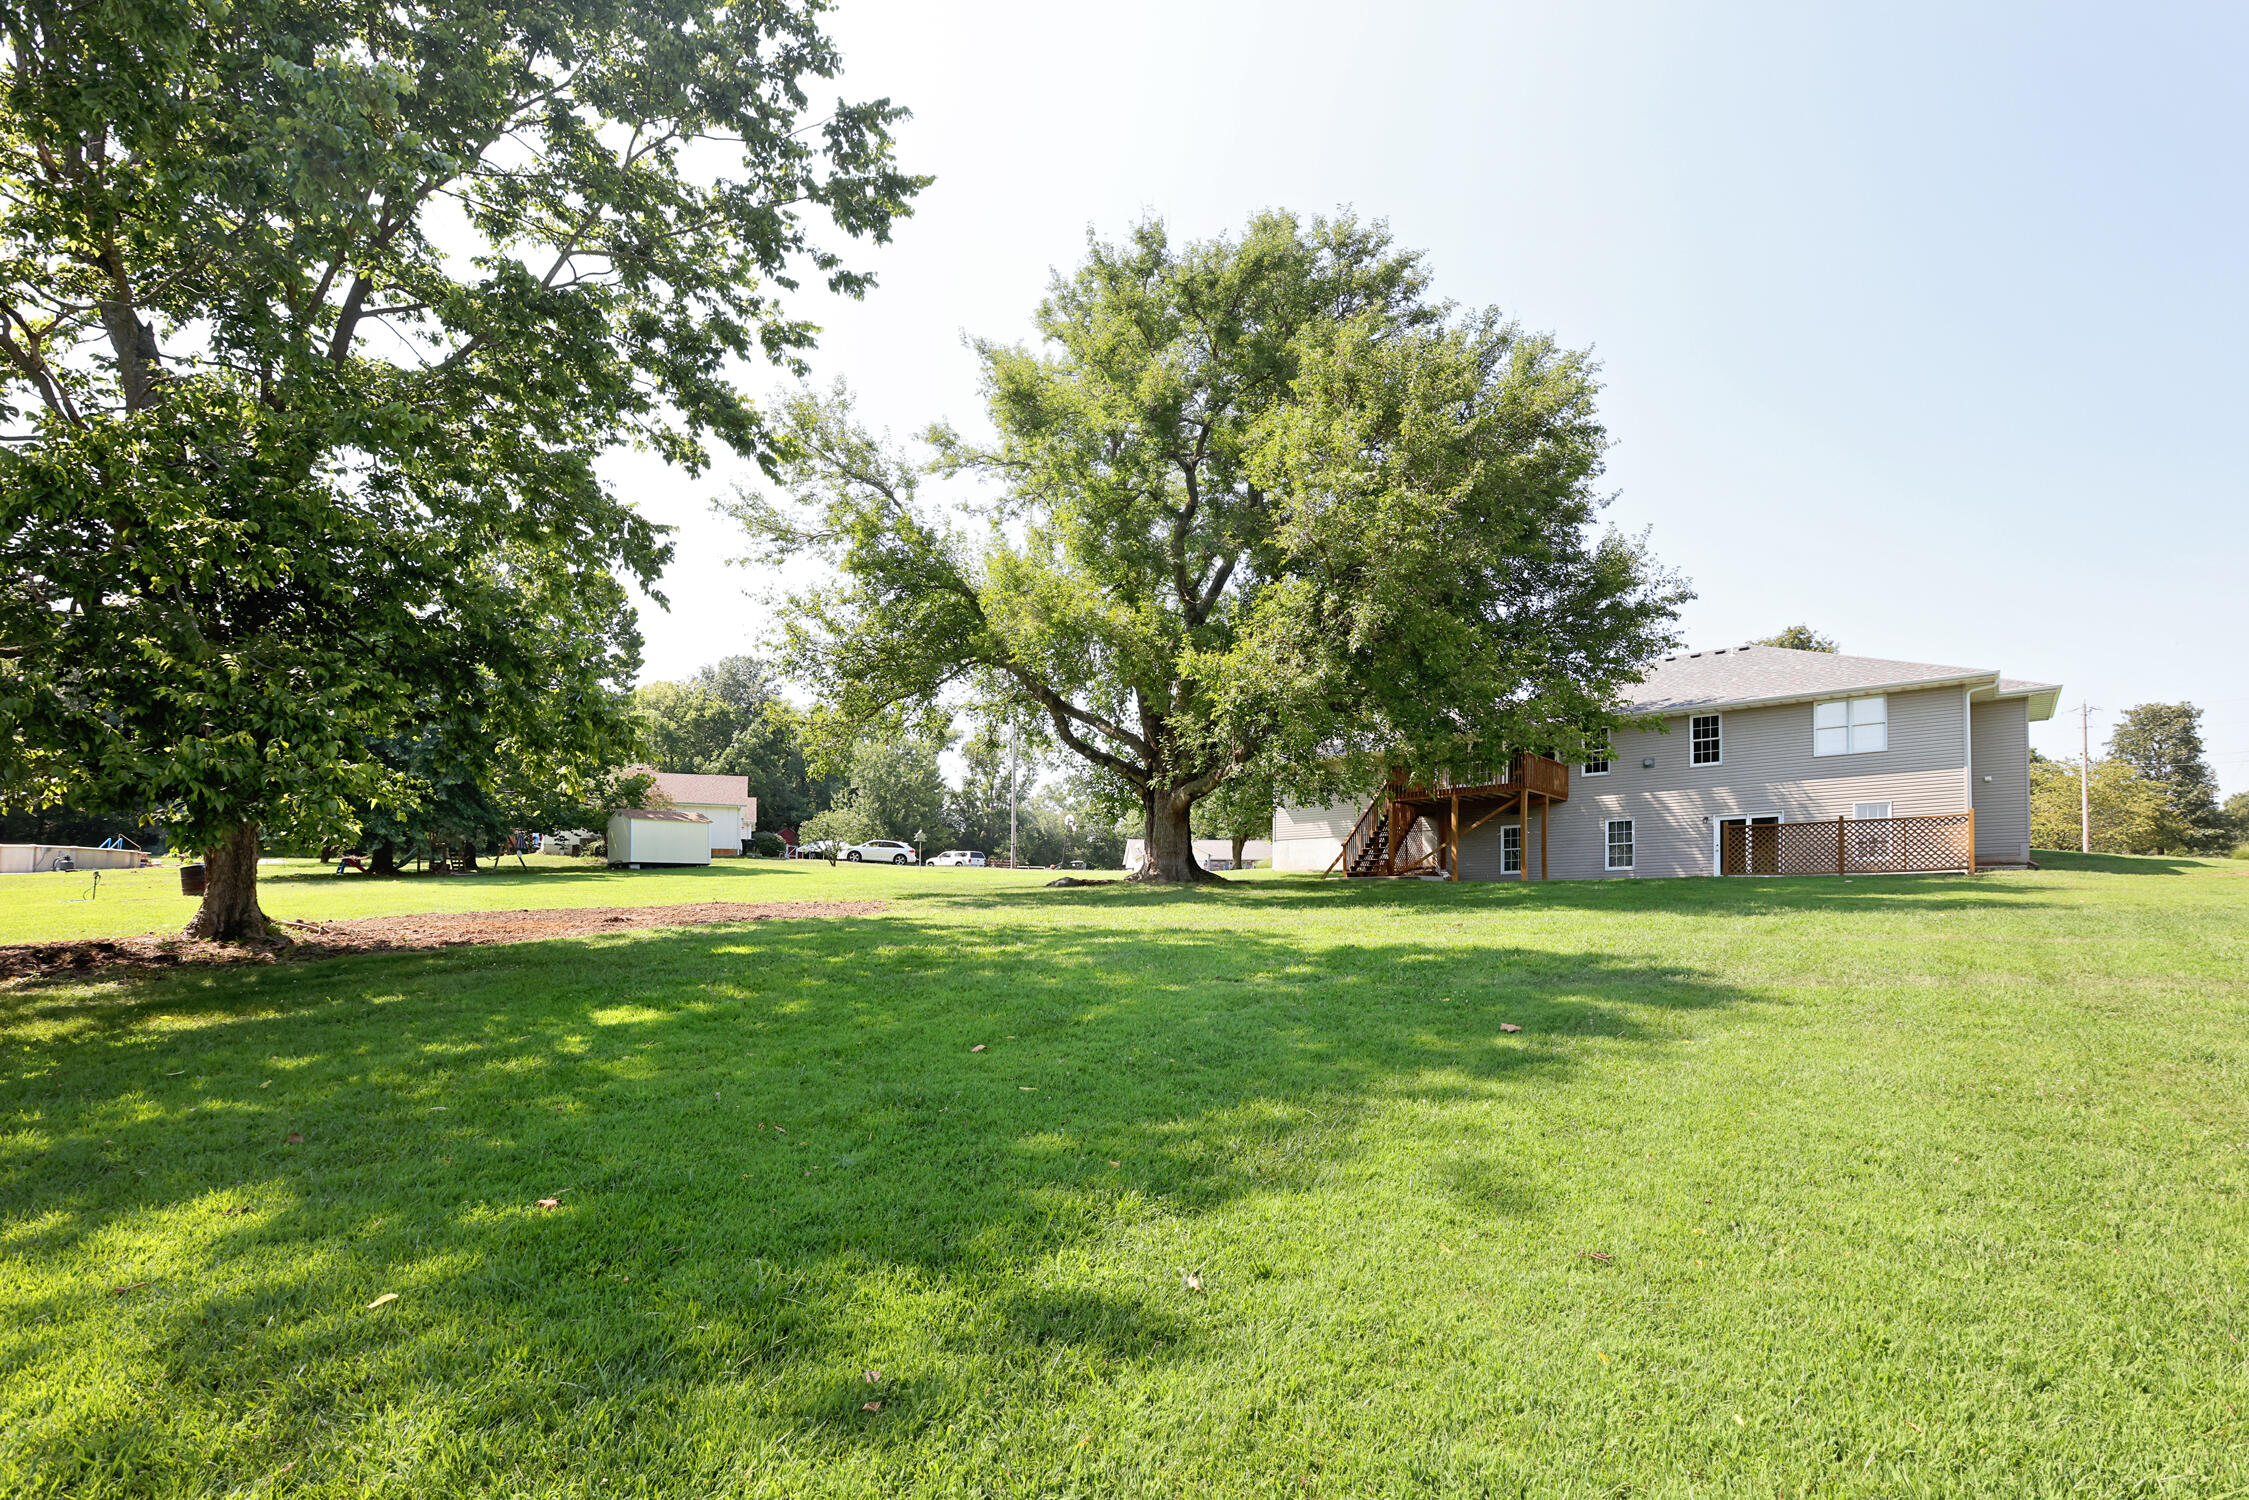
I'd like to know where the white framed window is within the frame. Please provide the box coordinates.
[1502,824,1522,873]
[1582,751,1611,776]
[1605,818,1635,870]
[1814,696,1888,756]
[1852,801,1893,821]
[1691,714,1722,765]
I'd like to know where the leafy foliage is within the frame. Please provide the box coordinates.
[733,213,1684,880]
[800,732,947,849]
[0,0,923,933]
[2030,753,2169,854]
[633,658,840,832]
[1191,766,1275,864]
[2107,703,2228,854]
[1753,625,1838,653]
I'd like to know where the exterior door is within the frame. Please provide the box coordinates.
[1718,815,1781,875]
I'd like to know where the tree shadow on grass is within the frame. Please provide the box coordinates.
[0,915,1755,1486]
[2028,849,2228,877]
[923,868,2065,920]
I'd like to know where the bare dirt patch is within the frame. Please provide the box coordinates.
[0,900,885,983]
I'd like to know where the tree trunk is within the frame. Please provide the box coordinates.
[371,840,397,876]
[1231,833,1247,868]
[461,842,479,871]
[1131,789,1219,883]
[184,822,274,942]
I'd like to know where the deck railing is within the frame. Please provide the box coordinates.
[1410,752,1571,803]
[1720,812,1976,877]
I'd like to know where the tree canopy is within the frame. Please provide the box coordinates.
[0,1,923,936]
[2029,753,2168,855]
[633,657,839,833]
[734,212,1685,880]
[1754,625,1838,652]
[799,732,946,852]
[2107,703,2227,854]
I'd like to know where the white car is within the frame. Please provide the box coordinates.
[842,838,919,865]
[927,849,987,867]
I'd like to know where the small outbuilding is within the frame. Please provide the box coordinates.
[605,809,713,868]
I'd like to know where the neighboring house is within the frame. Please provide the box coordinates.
[1274,646,2060,881]
[628,768,758,858]
[1120,836,1273,873]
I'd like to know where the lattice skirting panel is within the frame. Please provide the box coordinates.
[1722,813,1974,876]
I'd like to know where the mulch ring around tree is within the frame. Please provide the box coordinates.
[0,901,888,983]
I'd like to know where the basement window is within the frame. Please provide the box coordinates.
[1502,824,1522,874]
[1605,818,1635,870]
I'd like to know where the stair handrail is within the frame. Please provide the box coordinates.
[1324,793,1386,879]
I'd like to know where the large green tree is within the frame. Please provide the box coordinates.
[0,1,922,937]
[2108,703,2226,854]
[735,213,1685,881]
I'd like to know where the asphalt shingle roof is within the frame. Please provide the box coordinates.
[629,768,754,810]
[1623,647,2003,715]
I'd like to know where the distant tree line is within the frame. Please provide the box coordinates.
[630,668,1128,867]
[2032,702,2240,856]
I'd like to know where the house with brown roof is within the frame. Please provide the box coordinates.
[628,768,758,858]
[1273,645,2060,881]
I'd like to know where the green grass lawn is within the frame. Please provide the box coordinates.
[4,853,2246,1497]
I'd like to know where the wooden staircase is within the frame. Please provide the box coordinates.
[1323,751,1573,881]
[1345,811,1391,876]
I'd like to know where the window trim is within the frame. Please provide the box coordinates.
[1581,756,1611,776]
[1690,713,1722,766]
[1604,817,1636,871]
[1501,823,1522,874]
[1813,695,1889,757]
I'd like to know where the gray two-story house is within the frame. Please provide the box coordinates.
[1273,646,2060,881]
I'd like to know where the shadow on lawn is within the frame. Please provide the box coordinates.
[2028,849,2223,877]
[929,869,2063,920]
[0,914,1751,1462]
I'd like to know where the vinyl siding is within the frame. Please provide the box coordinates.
[1459,685,1973,881]
[1271,797,1362,871]
[1970,698,2032,862]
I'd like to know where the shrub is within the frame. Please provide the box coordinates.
[750,831,785,858]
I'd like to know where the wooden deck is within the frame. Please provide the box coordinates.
[1329,753,1571,881]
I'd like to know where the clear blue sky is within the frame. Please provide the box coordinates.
[618,0,2249,791]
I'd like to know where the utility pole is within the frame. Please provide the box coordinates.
[2077,702,2099,854]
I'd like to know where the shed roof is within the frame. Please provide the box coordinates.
[613,808,711,823]
[1623,646,2059,720]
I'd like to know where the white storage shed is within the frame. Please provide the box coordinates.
[605,809,713,867]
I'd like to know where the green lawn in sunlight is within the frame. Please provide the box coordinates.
[3,851,2245,1496]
